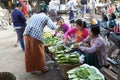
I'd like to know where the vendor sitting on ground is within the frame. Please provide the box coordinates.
[64,19,89,46]
[74,24,107,68]
[53,17,70,38]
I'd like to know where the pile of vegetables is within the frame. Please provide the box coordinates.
[43,32,52,38]
[44,32,60,46]
[55,52,79,65]
[48,44,80,65]
[48,44,72,53]
[67,64,104,80]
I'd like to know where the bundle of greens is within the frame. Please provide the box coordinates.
[48,44,71,53]
[67,64,104,80]
[44,37,60,46]
[55,52,79,65]
[48,44,80,65]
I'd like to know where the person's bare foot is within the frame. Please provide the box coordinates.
[41,66,50,74]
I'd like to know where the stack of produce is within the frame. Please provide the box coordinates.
[48,44,72,53]
[67,64,104,80]
[55,52,79,65]
[43,32,52,38]
[44,32,60,46]
[48,44,80,65]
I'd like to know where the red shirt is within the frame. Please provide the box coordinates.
[21,2,27,16]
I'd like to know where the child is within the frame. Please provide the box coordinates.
[53,17,70,38]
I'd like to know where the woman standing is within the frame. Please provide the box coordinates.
[66,0,77,23]
[23,8,57,74]
[49,0,60,22]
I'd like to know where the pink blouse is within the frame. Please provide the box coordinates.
[64,27,89,42]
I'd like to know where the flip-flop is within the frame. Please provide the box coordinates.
[41,66,50,74]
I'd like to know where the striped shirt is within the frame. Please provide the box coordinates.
[23,13,56,43]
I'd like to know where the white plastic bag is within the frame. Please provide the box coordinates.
[79,54,85,64]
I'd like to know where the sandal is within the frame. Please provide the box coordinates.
[41,66,50,74]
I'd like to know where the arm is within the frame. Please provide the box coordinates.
[64,27,77,40]
[53,30,58,37]
[63,23,70,33]
[63,28,77,45]
[80,38,102,53]
[47,18,57,30]
[78,36,90,46]
[19,11,26,22]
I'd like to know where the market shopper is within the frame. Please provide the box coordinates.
[80,0,88,17]
[87,0,96,18]
[66,0,77,23]
[23,8,57,74]
[19,0,28,17]
[74,24,107,68]
[53,17,70,37]
[49,0,60,22]
[11,2,26,50]
[64,19,88,46]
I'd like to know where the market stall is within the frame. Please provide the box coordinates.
[44,32,106,80]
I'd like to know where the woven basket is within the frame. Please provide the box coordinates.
[44,46,56,60]
[0,72,16,80]
[59,63,81,80]
[44,46,49,53]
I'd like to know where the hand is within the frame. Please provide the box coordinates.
[74,43,79,48]
[52,35,55,38]
[76,35,81,39]
[63,39,67,46]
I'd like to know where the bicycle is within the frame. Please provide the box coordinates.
[0,17,9,30]
[0,12,9,30]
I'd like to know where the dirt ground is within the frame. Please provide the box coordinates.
[0,26,64,80]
